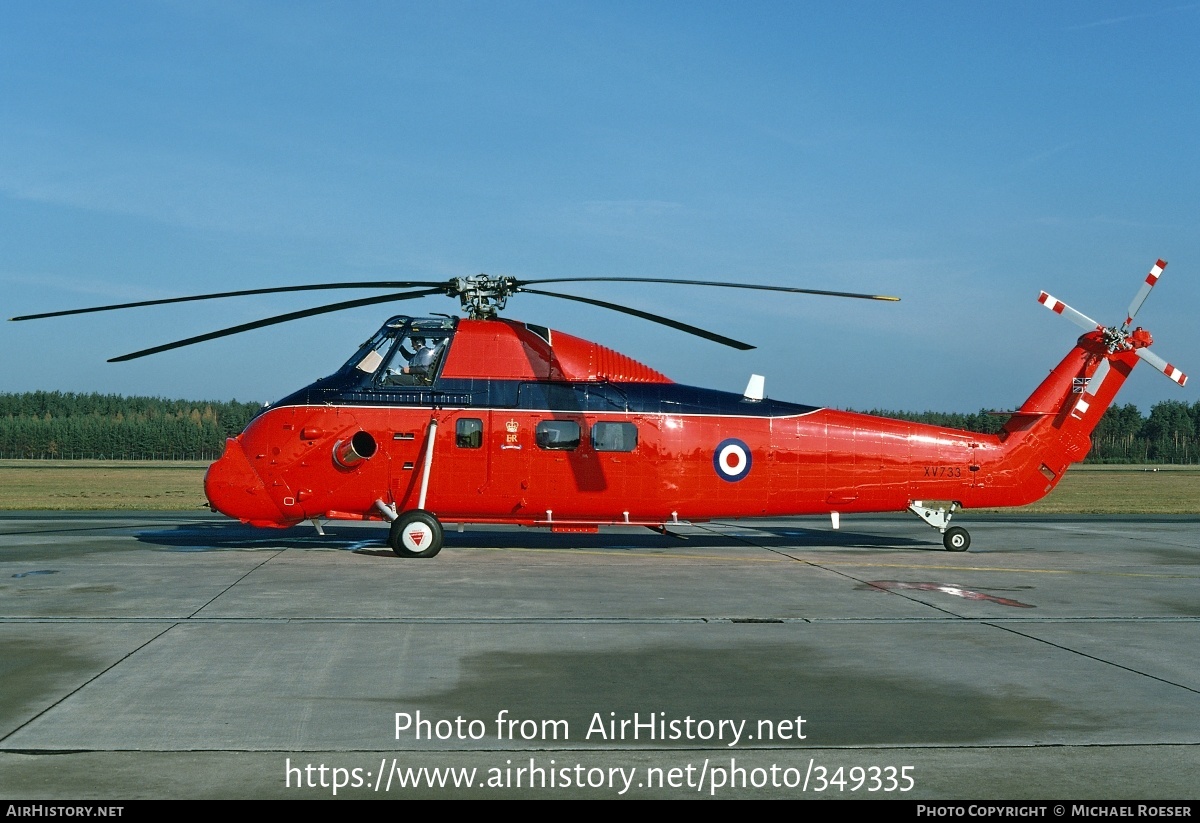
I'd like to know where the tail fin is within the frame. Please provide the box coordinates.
[1003,332,1138,468]
[997,260,1187,492]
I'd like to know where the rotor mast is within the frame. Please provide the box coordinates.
[451,274,517,319]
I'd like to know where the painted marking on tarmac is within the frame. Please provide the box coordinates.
[866,580,1035,608]
[827,561,1200,579]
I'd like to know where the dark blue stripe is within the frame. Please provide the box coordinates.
[272,376,818,418]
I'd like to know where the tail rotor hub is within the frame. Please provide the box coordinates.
[1039,259,1186,388]
[1127,327,1153,349]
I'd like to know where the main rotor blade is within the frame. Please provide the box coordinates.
[1135,347,1188,386]
[108,288,444,362]
[517,287,755,350]
[10,281,445,321]
[1037,292,1102,333]
[518,277,900,302]
[1123,259,1167,330]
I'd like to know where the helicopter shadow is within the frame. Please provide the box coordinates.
[135,522,387,553]
[132,521,937,554]
[698,526,936,552]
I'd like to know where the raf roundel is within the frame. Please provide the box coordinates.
[713,438,753,482]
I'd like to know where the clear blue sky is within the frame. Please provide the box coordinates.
[3,1,1197,413]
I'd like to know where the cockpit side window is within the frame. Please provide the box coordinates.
[356,349,384,374]
[340,326,396,375]
[378,331,451,387]
[334,317,455,387]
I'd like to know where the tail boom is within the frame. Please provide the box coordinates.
[981,331,1137,507]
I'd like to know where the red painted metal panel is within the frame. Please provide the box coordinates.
[205,326,1144,530]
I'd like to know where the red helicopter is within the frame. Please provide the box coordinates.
[11,263,1187,557]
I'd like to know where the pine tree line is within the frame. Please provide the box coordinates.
[858,401,1200,464]
[0,392,261,460]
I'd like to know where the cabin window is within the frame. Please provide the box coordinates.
[535,421,580,451]
[592,421,637,452]
[456,418,483,449]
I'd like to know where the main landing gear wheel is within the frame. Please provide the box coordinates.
[942,526,971,552]
[389,510,444,558]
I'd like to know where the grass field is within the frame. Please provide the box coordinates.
[0,460,1197,514]
[0,460,210,510]
[996,464,1200,514]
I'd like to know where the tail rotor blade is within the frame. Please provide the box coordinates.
[1135,347,1188,386]
[1088,357,1111,396]
[1038,292,1102,332]
[1124,259,1167,330]
[1071,358,1111,419]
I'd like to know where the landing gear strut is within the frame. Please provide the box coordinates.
[908,500,971,552]
[389,509,444,558]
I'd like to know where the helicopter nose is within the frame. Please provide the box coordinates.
[204,438,288,527]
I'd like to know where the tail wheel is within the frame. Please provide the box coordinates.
[943,526,971,552]
[389,510,444,558]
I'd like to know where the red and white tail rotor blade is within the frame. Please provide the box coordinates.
[1135,347,1188,386]
[1124,259,1167,330]
[1088,358,1111,396]
[1071,358,1111,419]
[1038,292,1102,332]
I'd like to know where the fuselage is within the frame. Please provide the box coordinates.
[204,315,1126,529]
